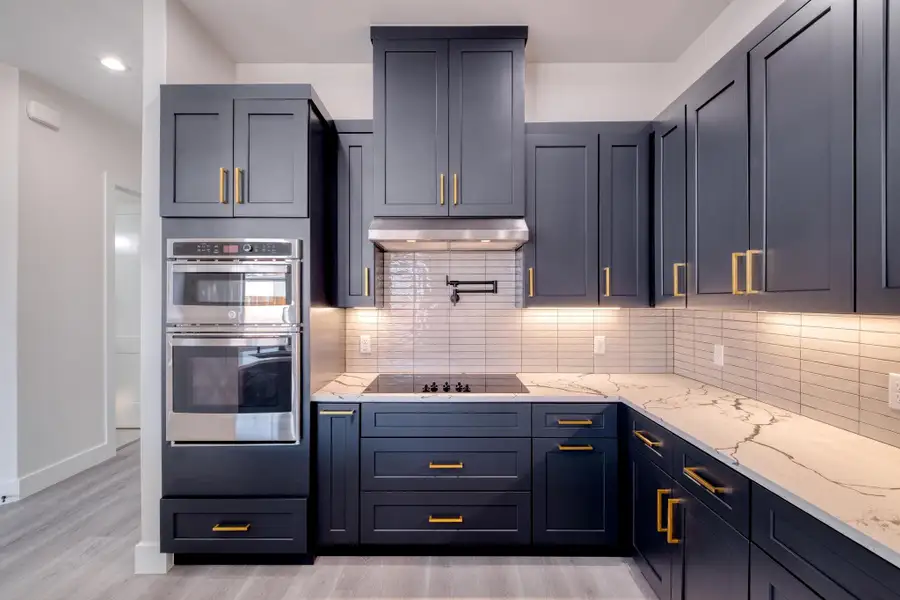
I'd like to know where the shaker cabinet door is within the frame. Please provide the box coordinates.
[655,103,688,309]
[632,454,675,600]
[316,405,360,546]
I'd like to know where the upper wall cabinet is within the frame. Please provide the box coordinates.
[160,85,326,218]
[748,0,855,313]
[372,27,526,218]
[654,103,688,309]
[858,0,900,314]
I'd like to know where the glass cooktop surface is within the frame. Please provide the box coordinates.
[363,374,529,394]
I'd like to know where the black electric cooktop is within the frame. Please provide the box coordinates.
[363,374,530,394]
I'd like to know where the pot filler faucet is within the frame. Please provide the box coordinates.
[445,275,498,305]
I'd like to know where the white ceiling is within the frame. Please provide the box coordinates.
[0,0,142,125]
[182,0,735,64]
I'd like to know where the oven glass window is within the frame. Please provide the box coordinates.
[172,271,291,307]
[172,340,294,414]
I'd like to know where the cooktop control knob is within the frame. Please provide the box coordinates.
[242,243,252,252]
[421,385,430,393]
[442,382,452,392]
[455,382,464,392]
[429,382,439,393]
[464,384,471,393]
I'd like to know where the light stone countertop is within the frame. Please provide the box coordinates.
[314,372,900,569]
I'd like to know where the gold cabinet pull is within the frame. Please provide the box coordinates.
[633,430,661,448]
[558,444,594,451]
[604,267,611,297]
[429,515,463,524]
[731,252,745,295]
[364,267,370,297]
[213,523,250,532]
[453,173,458,205]
[557,419,593,426]
[234,168,242,204]
[429,462,464,469]
[528,267,535,297]
[440,173,445,205]
[673,263,686,297]
[657,489,672,533]
[745,249,762,295]
[219,167,227,204]
[319,409,355,416]
[666,499,683,544]
[683,466,728,494]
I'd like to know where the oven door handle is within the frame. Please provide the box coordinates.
[167,334,293,347]
[170,263,292,275]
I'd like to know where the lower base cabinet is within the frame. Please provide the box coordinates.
[632,455,674,599]
[316,404,360,546]
[750,545,833,600]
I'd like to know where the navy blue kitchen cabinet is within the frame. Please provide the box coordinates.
[316,405,360,546]
[598,130,652,307]
[524,132,599,307]
[532,437,619,546]
[654,102,688,309]
[750,545,833,600]
[336,122,380,308]
[631,451,676,600]
[747,0,855,313]
[857,0,900,314]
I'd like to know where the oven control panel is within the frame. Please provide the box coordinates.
[170,240,298,259]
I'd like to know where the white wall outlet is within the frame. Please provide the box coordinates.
[359,334,372,355]
[594,335,606,355]
[890,373,900,411]
[713,344,725,367]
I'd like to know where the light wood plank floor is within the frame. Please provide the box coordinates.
[0,442,655,600]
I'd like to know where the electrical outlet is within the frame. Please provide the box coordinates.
[359,334,372,355]
[890,373,900,411]
[594,335,606,355]
[713,344,725,367]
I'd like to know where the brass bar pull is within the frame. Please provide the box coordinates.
[683,467,728,494]
[657,488,672,533]
[219,167,227,204]
[528,267,534,297]
[557,419,593,426]
[429,516,463,524]
[633,430,661,448]
[731,252,745,295]
[558,444,594,451]
[604,267,611,297]
[746,249,762,295]
[429,462,464,469]
[666,499,683,544]
[234,168,242,204]
[319,410,355,416]
[673,263,686,297]
[364,267,370,297]
[440,173,445,205]
[213,524,250,532]
[453,173,458,205]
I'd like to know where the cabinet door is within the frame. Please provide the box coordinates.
[599,131,651,307]
[532,437,618,546]
[160,87,233,217]
[655,103,688,308]
[233,99,309,218]
[857,0,900,314]
[316,405,360,546]
[632,454,675,600]
[686,56,750,309]
[750,546,835,600]
[748,0,854,313]
[337,131,379,308]
[374,39,449,217]
[671,484,749,600]
[524,133,599,307]
[448,39,525,217]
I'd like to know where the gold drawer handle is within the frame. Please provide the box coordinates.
[558,444,594,451]
[440,173,445,205]
[212,523,250,532]
[234,168,242,204]
[657,489,672,533]
[604,267,611,297]
[731,252,745,295]
[219,167,227,204]
[319,409,355,416]
[557,419,593,426]
[683,467,728,494]
[453,173,458,205]
[429,516,463,524]
[528,267,534,297]
[673,263,686,297]
[633,430,661,448]
[364,267,370,297]
[746,249,762,294]
[429,462,464,469]
[667,499,683,544]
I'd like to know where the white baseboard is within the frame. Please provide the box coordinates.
[134,541,172,574]
[17,441,115,498]
[0,478,20,504]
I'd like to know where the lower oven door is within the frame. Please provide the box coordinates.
[166,330,301,443]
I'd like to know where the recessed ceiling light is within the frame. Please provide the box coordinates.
[100,56,128,72]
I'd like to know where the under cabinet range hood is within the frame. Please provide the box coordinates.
[368,218,529,251]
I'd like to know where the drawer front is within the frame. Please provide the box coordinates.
[361,403,531,437]
[752,484,900,600]
[360,492,531,545]
[532,403,618,438]
[673,436,750,537]
[361,437,531,491]
[627,409,675,476]
[160,498,307,554]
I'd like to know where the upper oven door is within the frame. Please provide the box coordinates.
[166,331,301,443]
[166,261,300,326]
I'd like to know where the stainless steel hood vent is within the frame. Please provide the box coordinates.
[368,218,529,251]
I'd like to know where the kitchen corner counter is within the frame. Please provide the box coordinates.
[315,372,900,568]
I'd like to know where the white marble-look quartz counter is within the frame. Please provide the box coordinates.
[314,372,900,569]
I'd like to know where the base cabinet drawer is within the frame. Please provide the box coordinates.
[360,492,531,545]
[361,403,531,437]
[532,403,618,438]
[628,409,675,476]
[161,498,307,554]
[751,545,837,600]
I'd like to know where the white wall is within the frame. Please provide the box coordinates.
[15,73,141,493]
[166,0,235,84]
[0,64,20,500]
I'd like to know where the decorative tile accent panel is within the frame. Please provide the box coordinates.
[345,251,672,375]
[674,309,900,449]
